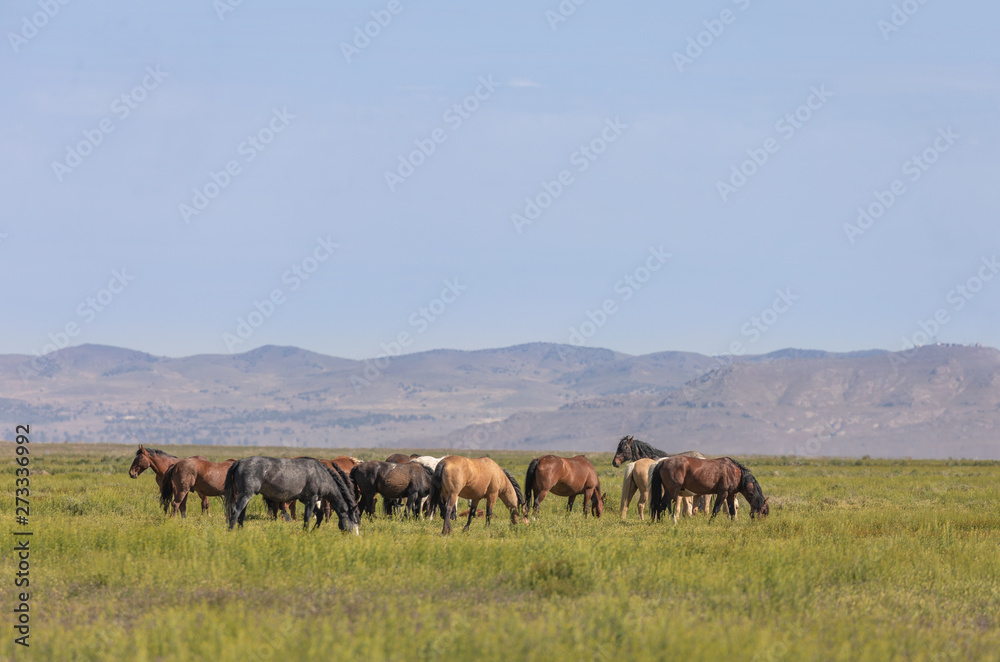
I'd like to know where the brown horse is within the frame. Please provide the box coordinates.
[524,455,604,518]
[649,456,769,523]
[384,453,413,464]
[612,435,712,513]
[432,456,527,534]
[350,460,430,518]
[159,457,235,517]
[620,458,727,520]
[128,445,180,493]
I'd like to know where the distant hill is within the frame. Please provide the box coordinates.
[2,342,998,459]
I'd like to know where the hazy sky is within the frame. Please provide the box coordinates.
[3,1,998,361]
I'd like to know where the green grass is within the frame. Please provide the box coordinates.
[2,443,999,661]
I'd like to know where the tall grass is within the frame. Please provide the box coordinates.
[2,443,998,661]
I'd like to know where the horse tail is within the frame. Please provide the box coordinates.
[501,468,526,515]
[431,461,446,518]
[524,458,540,512]
[222,461,239,526]
[159,464,177,513]
[648,462,665,522]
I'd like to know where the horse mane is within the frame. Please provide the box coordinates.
[138,447,177,459]
[726,458,765,508]
[630,438,669,460]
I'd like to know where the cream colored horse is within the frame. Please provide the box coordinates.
[619,459,731,519]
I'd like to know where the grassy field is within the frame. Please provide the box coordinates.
[2,443,999,661]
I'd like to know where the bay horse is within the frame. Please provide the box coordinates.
[224,457,360,533]
[159,457,235,517]
[612,435,715,515]
[524,455,604,518]
[619,459,716,520]
[649,456,769,524]
[432,456,527,534]
[384,453,413,464]
[350,461,431,518]
[128,445,181,497]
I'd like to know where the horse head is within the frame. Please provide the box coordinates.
[591,490,606,518]
[129,445,150,478]
[612,435,635,467]
[743,477,769,519]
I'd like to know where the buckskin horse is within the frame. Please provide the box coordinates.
[224,457,360,533]
[524,455,604,518]
[648,455,769,524]
[612,435,716,516]
[432,456,527,534]
[159,457,235,517]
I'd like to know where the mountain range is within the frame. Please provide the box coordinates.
[2,342,998,458]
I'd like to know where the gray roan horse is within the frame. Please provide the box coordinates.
[223,457,360,533]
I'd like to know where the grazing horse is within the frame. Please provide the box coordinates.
[384,453,413,464]
[612,435,717,516]
[649,456,769,524]
[432,456,527,535]
[350,461,431,518]
[524,455,604,518]
[277,457,362,522]
[224,457,360,533]
[619,459,717,520]
[159,457,235,517]
[128,446,181,496]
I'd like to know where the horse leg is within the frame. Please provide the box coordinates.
[566,495,576,514]
[533,488,549,517]
[230,494,252,530]
[637,485,647,521]
[302,499,314,530]
[582,488,593,518]
[442,495,458,535]
[177,491,188,518]
[621,475,636,519]
[485,496,497,527]
[463,499,480,532]
[709,491,726,521]
[201,494,210,516]
[726,494,737,521]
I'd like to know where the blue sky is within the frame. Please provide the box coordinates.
[2,0,998,361]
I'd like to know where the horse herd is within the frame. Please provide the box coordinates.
[127,435,770,535]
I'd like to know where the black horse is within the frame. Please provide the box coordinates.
[350,461,432,518]
[611,435,705,467]
[223,457,360,533]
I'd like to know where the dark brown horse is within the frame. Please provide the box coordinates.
[649,456,769,523]
[159,457,235,517]
[128,446,180,494]
[384,453,413,464]
[524,455,604,518]
[350,460,431,518]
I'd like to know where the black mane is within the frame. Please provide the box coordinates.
[728,458,766,510]
[625,438,669,461]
